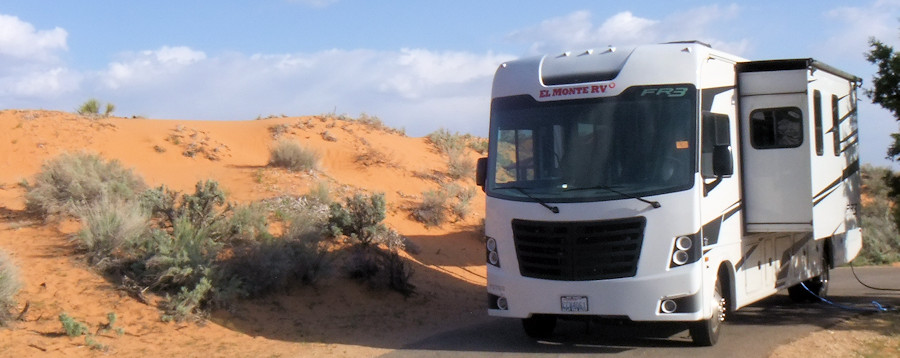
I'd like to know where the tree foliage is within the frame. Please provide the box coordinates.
[866,38,900,159]
[866,34,900,232]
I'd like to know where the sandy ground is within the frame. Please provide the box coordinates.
[0,110,488,357]
[0,109,889,357]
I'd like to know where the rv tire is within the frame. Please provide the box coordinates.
[690,276,725,346]
[788,261,829,303]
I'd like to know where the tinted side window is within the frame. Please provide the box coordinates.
[814,90,823,156]
[750,107,803,149]
[832,94,841,156]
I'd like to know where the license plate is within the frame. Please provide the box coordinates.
[561,296,589,312]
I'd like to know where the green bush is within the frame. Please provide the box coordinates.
[327,193,387,245]
[219,203,270,244]
[77,99,101,115]
[856,165,900,264]
[447,147,474,180]
[412,190,448,227]
[26,152,145,218]
[0,251,21,326]
[427,128,466,155]
[59,313,89,337]
[449,184,476,221]
[269,140,319,172]
[76,198,149,266]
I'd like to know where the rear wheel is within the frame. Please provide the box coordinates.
[522,314,557,339]
[788,261,829,303]
[690,277,726,346]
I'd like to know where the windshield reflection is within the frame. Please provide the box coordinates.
[487,85,697,203]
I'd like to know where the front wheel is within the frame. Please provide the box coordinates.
[690,277,726,346]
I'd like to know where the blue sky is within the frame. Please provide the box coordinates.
[2,1,899,167]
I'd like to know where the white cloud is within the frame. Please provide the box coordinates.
[506,5,750,56]
[102,46,207,89]
[0,14,75,98]
[81,47,512,136]
[0,14,67,62]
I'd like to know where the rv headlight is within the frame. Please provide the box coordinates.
[486,237,500,267]
[488,251,500,266]
[672,250,689,266]
[675,236,693,251]
[486,237,497,252]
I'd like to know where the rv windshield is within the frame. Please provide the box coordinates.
[487,85,697,203]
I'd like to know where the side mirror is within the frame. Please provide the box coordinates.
[476,157,488,189]
[712,145,733,177]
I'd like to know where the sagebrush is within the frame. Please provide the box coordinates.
[25,152,145,218]
[856,165,900,264]
[0,251,21,327]
[269,139,319,172]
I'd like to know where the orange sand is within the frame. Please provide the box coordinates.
[0,110,489,357]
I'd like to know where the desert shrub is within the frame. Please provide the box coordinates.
[0,251,21,327]
[140,218,221,292]
[269,140,319,172]
[327,193,387,245]
[268,123,291,138]
[77,99,101,115]
[427,128,466,155]
[412,190,448,227]
[178,180,227,228]
[76,99,115,118]
[447,146,474,180]
[856,165,900,264]
[449,184,476,221]
[162,277,212,322]
[59,313,89,337]
[76,198,149,266]
[344,243,415,296]
[25,152,145,218]
[218,203,270,244]
[468,138,488,154]
[305,181,332,206]
[385,250,415,296]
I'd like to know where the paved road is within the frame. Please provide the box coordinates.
[384,266,900,357]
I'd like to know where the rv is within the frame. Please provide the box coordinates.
[475,41,862,346]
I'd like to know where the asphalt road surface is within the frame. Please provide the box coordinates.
[384,265,900,357]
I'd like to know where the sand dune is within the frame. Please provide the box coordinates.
[0,110,488,356]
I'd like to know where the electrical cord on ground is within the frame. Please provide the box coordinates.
[800,282,897,312]
[849,261,900,291]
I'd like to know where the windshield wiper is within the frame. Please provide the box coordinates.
[565,184,661,209]
[499,186,560,214]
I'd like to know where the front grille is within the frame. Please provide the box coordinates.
[512,217,646,281]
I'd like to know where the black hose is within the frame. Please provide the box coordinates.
[849,261,900,291]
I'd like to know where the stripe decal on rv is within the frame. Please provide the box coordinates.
[812,159,859,206]
[701,201,742,247]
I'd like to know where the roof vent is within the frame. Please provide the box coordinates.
[541,47,632,86]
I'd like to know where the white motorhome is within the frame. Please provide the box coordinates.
[475,41,862,346]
